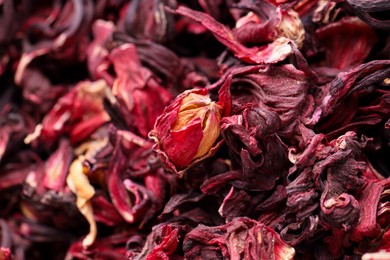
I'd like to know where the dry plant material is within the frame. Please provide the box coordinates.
[0,0,389,259]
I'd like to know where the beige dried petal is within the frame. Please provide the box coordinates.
[235,12,261,29]
[79,202,97,248]
[277,245,295,260]
[195,103,222,158]
[277,8,305,49]
[362,251,390,260]
[173,92,223,159]
[78,79,109,98]
[74,136,109,160]
[67,158,96,248]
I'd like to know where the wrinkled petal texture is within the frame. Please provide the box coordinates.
[0,1,390,259]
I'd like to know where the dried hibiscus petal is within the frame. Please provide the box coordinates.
[234,5,305,49]
[25,80,111,144]
[315,17,377,70]
[183,217,295,260]
[123,0,176,43]
[1,0,390,259]
[347,0,390,30]
[109,43,172,137]
[66,157,97,248]
[174,6,296,64]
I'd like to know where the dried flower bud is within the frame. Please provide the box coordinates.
[150,80,231,174]
[172,92,222,161]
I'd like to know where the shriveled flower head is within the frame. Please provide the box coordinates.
[150,80,231,175]
[172,92,222,161]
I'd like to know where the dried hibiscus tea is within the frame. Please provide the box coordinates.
[0,0,389,259]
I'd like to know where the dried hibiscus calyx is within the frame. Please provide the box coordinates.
[234,4,305,49]
[150,81,231,175]
[123,0,176,43]
[108,43,173,138]
[174,6,297,65]
[1,0,390,259]
[315,17,377,70]
[347,0,390,30]
[205,107,288,192]
[183,217,295,259]
[24,80,111,145]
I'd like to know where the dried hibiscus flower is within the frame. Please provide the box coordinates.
[183,217,295,260]
[0,0,390,259]
[149,79,231,175]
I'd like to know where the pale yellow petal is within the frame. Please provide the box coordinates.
[67,158,96,247]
